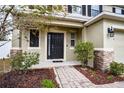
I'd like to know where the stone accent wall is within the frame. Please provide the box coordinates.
[10,48,22,57]
[94,48,114,72]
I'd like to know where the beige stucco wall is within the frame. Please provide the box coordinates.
[103,5,113,12]
[103,19,124,48]
[86,20,104,48]
[18,26,82,62]
[103,19,124,63]
[12,29,20,48]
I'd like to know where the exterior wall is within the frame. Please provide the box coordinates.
[103,19,124,48]
[103,19,124,63]
[21,28,45,61]
[86,20,104,48]
[103,5,113,12]
[19,26,82,62]
[66,28,82,61]
[12,29,20,48]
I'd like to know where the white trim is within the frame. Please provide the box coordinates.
[45,29,66,61]
[51,13,91,22]
[85,11,124,26]
[11,47,22,50]
[70,47,74,50]
[94,48,114,51]
[70,32,76,47]
[28,28,41,49]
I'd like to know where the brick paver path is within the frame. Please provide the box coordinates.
[55,66,124,88]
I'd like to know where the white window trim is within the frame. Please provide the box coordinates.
[114,7,122,14]
[72,5,82,15]
[28,28,41,49]
[70,32,76,48]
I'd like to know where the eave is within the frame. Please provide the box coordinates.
[84,12,124,26]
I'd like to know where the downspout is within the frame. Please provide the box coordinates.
[82,25,87,42]
[19,30,22,48]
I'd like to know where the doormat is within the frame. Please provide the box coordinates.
[53,60,63,63]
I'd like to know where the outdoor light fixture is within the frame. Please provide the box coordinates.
[108,26,114,37]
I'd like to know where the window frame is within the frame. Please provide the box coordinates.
[91,5,100,17]
[28,28,40,49]
[70,32,76,48]
[72,5,82,15]
[114,7,123,14]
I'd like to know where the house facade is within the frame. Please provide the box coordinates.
[11,5,124,70]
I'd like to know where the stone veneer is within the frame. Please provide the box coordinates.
[94,48,114,72]
[10,48,22,57]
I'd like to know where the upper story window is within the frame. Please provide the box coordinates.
[72,5,82,14]
[91,5,100,16]
[88,5,102,17]
[30,29,39,47]
[68,5,86,16]
[112,7,124,15]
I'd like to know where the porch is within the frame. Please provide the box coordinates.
[31,61,81,69]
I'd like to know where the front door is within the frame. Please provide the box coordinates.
[47,32,64,59]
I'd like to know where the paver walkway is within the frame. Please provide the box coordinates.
[55,66,124,88]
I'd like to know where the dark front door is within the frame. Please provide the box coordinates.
[47,33,64,59]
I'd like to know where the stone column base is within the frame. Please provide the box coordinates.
[94,48,114,72]
[10,48,22,57]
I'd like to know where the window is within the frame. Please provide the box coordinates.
[72,5,82,14]
[113,7,124,15]
[115,8,122,14]
[91,5,100,16]
[70,33,76,47]
[30,29,39,47]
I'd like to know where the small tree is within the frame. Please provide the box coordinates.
[74,41,94,67]
[11,52,39,71]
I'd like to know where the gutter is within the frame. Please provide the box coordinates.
[84,11,124,26]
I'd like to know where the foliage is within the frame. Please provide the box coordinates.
[41,79,56,88]
[74,41,94,66]
[95,76,100,81]
[0,5,15,40]
[0,5,65,41]
[110,61,124,76]
[14,5,65,30]
[107,75,113,81]
[11,52,39,71]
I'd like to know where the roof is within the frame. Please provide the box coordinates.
[84,12,124,26]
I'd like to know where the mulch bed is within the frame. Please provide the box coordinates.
[0,68,59,88]
[74,65,124,85]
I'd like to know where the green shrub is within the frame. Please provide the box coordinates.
[110,61,124,76]
[41,79,56,88]
[74,41,94,66]
[107,75,113,81]
[11,52,39,71]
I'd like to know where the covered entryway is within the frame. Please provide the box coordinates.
[47,32,64,59]
[113,30,124,63]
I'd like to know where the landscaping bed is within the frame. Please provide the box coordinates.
[0,68,59,88]
[74,65,124,85]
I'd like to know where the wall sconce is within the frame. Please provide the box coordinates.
[108,26,114,37]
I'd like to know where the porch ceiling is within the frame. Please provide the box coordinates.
[48,20,84,28]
